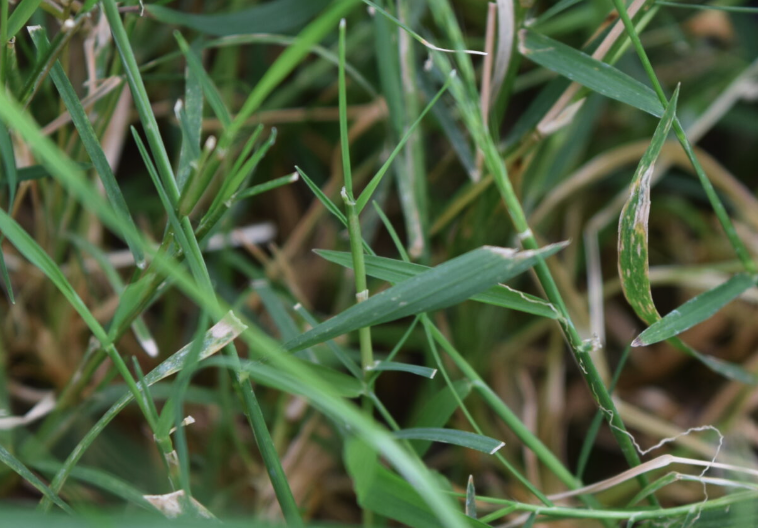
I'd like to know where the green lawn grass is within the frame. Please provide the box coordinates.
[1,0,758,526]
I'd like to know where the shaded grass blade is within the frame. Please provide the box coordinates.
[518,29,664,117]
[0,444,73,514]
[634,274,756,347]
[393,428,504,455]
[315,249,559,319]
[286,243,566,352]
[29,27,145,268]
[147,0,331,37]
[368,361,437,379]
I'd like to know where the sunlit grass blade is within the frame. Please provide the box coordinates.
[393,428,504,454]
[634,274,756,347]
[174,32,232,128]
[315,249,559,319]
[518,29,664,117]
[367,361,437,379]
[0,444,73,514]
[29,27,145,268]
[286,243,566,352]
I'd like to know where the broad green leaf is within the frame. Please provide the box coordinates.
[394,428,504,455]
[367,361,437,379]
[618,89,758,384]
[345,438,489,528]
[618,88,679,326]
[0,444,73,513]
[634,274,756,346]
[315,249,559,319]
[147,0,331,37]
[29,28,145,268]
[287,243,566,351]
[518,29,664,117]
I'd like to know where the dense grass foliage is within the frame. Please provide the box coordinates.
[1,0,758,526]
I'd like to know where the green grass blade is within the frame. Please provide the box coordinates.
[0,444,73,514]
[466,475,476,519]
[6,0,42,37]
[0,121,16,303]
[29,27,145,268]
[174,32,232,128]
[234,172,298,201]
[295,166,347,225]
[355,72,453,213]
[393,428,504,454]
[618,87,679,325]
[176,41,203,191]
[409,380,472,456]
[656,1,758,13]
[0,208,109,344]
[634,274,756,347]
[367,361,437,379]
[315,249,559,319]
[286,243,566,351]
[518,29,664,117]
[44,313,246,502]
[147,0,331,37]
[102,0,180,204]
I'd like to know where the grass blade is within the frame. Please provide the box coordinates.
[29,27,145,268]
[367,361,437,379]
[147,0,331,37]
[315,249,559,319]
[518,29,664,117]
[174,32,232,129]
[6,0,42,38]
[633,274,756,347]
[466,475,477,519]
[0,444,73,514]
[286,243,566,351]
[393,428,504,455]
[618,88,678,326]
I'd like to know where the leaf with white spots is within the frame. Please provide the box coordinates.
[618,89,758,384]
[285,243,567,352]
[618,87,679,325]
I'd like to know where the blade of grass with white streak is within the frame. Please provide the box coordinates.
[286,243,566,351]
[618,88,758,383]
[633,274,756,347]
[29,27,145,268]
[315,249,559,319]
[393,428,504,455]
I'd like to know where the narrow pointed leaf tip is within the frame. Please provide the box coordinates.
[285,242,567,351]
[393,428,505,455]
[633,274,756,347]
